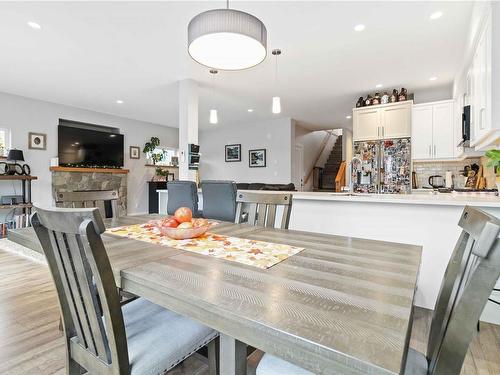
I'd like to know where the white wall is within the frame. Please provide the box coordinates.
[0,92,178,214]
[413,84,453,104]
[199,118,293,184]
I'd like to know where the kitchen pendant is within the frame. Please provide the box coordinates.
[209,69,219,124]
[272,97,281,114]
[271,49,282,114]
[188,1,267,71]
[209,109,218,124]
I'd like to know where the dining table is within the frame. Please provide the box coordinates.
[8,214,422,375]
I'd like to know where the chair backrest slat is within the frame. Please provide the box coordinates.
[56,190,119,218]
[426,206,500,374]
[31,206,129,373]
[235,191,292,229]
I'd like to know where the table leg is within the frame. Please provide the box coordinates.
[220,333,247,375]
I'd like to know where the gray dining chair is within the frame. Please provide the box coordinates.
[255,206,500,375]
[167,180,200,217]
[235,191,292,229]
[201,180,237,222]
[31,206,218,375]
[55,190,119,218]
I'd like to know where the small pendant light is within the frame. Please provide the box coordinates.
[272,49,282,114]
[209,69,218,124]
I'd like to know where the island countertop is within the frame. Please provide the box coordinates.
[290,191,500,208]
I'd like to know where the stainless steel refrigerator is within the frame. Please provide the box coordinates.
[352,138,411,194]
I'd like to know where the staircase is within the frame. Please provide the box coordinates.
[320,135,343,190]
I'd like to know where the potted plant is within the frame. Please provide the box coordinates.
[485,149,500,191]
[143,137,163,165]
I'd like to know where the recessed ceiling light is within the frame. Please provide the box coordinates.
[375,84,383,88]
[74,142,79,145]
[27,21,41,30]
[430,11,443,20]
[429,76,438,81]
[116,99,124,104]
[354,24,365,32]
[247,109,254,112]
[346,115,352,119]
[109,134,117,138]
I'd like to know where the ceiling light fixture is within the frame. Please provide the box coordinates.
[27,21,41,29]
[272,49,282,114]
[346,115,352,119]
[116,99,124,104]
[354,24,365,32]
[375,84,383,88]
[188,0,267,70]
[209,69,219,124]
[430,11,443,20]
[247,109,254,112]
[429,76,438,81]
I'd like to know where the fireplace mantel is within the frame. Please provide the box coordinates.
[50,166,129,174]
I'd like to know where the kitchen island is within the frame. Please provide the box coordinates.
[157,189,500,324]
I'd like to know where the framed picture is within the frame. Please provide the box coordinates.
[129,146,140,159]
[249,149,266,168]
[225,144,241,162]
[28,132,46,150]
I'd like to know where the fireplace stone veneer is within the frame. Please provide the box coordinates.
[52,170,127,216]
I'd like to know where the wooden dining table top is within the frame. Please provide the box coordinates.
[9,214,422,375]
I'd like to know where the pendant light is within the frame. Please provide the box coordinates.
[272,49,282,114]
[209,69,218,124]
[188,0,267,71]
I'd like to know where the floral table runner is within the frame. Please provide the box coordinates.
[106,223,304,269]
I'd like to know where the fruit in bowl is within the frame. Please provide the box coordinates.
[156,207,210,240]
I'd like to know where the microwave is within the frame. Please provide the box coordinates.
[458,105,471,147]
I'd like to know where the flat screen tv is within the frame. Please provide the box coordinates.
[58,125,124,168]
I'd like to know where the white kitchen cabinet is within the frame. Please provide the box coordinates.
[412,100,454,160]
[432,103,455,158]
[469,11,494,150]
[353,101,412,141]
[353,107,379,141]
[412,106,433,159]
[380,102,412,139]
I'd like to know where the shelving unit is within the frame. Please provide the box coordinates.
[0,175,37,237]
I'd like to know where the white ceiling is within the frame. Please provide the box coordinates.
[0,1,473,130]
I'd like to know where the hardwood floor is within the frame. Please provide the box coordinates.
[0,247,499,375]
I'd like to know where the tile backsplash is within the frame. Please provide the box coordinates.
[413,159,483,189]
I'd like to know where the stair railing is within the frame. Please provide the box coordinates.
[304,130,335,186]
[335,161,347,192]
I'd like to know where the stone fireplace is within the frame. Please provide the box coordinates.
[51,168,128,216]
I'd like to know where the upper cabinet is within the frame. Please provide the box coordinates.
[353,101,412,141]
[470,13,492,148]
[412,100,455,160]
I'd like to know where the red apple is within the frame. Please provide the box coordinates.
[161,218,179,228]
[174,207,192,223]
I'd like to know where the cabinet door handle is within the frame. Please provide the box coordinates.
[382,126,385,138]
[434,145,437,156]
[429,145,432,157]
[377,126,380,138]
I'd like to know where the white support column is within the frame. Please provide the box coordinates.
[178,79,199,181]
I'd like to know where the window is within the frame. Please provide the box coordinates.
[0,128,11,157]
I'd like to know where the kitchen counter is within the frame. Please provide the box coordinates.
[290,191,500,208]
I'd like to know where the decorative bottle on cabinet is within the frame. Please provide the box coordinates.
[398,88,408,102]
[390,89,398,103]
[356,97,364,108]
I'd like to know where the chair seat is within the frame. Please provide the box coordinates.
[123,298,218,375]
[256,353,315,375]
[404,348,428,375]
